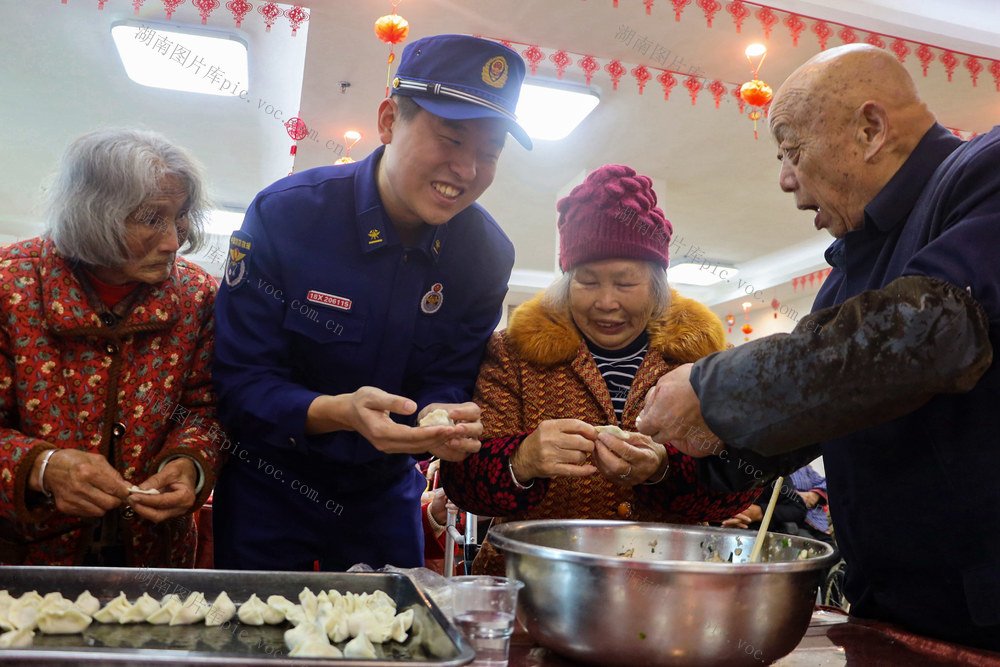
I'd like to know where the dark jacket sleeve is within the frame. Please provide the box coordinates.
[690,275,991,457]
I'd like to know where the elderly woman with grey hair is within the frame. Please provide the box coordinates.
[0,128,223,566]
[442,164,758,576]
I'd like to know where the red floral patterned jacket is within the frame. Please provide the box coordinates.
[0,238,222,566]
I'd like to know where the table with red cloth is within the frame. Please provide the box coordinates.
[506,607,1000,666]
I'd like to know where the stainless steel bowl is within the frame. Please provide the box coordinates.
[489,520,837,666]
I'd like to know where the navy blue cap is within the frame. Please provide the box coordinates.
[391,34,532,150]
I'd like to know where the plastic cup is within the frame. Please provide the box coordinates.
[451,575,524,666]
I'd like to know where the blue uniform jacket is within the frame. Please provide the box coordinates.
[212,145,515,476]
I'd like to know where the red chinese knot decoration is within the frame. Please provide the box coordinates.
[657,70,677,100]
[194,0,220,25]
[522,45,545,76]
[284,5,309,37]
[725,314,736,332]
[161,0,184,20]
[257,2,281,32]
[578,55,600,85]
[226,0,252,27]
[696,0,721,27]
[684,75,702,105]
[670,0,691,21]
[606,60,626,90]
[632,65,651,94]
[550,50,571,79]
[771,298,780,318]
[784,14,805,46]
[726,0,750,33]
[708,79,727,108]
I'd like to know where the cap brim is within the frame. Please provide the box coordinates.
[409,95,533,150]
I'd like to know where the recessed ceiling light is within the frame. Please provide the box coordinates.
[111,22,248,96]
[515,82,600,141]
[668,261,739,286]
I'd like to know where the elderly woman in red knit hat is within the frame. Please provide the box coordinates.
[441,164,757,575]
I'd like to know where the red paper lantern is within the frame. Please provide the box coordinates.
[741,323,753,341]
[739,79,773,107]
[374,13,409,45]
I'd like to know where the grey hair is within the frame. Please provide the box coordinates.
[44,128,209,267]
[542,261,672,319]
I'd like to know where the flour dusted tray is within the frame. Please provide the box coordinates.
[0,567,474,666]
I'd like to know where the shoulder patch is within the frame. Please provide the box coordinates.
[224,231,253,290]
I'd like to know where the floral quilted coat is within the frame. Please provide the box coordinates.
[0,238,222,566]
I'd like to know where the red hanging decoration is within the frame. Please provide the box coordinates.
[783,14,805,46]
[550,50,571,79]
[98,0,108,8]
[161,0,184,20]
[965,56,983,87]
[578,55,600,85]
[657,70,678,100]
[696,0,721,27]
[257,2,280,32]
[732,84,746,113]
[890,38,910,63]
[940,50,959,81]
[725,313,736,333]
[522,45,544,75]
[285,115,308,156]
[226,0,252,27]
[741,323,753,341]
[605,60,626,90]
[771,298,780,319]
[755,6,778,39]
[812,20,832,50]
[194,0,219,25]
[670,0,691,21]
[739,79,772,107]
[865,33,885,49]
[683,75,702,105]
[132,0,146,14]
[644,0,655,14]
[991,60,1000,92]
[792,277,799,292]
[708,79,726,108]
[284,5,308,36]
[916,44,934,76]
[726,0,750,33]
[837,26,857,44]
[632,65,651,94]
[374,13,408,44]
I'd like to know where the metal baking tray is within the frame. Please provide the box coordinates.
[0,567,474,665]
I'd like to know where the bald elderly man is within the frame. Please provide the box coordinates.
[636,44,1000,650]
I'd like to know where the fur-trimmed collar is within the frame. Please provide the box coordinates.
[506,290,725,366]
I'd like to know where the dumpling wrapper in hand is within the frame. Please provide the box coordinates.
[147,595,181,625]
[36,600,93,635]
[419,409,454,427]
[0,626,34,648]
[343,630,378,659]
[595,425,629,439]
[127,485,160,495]
[205,591,236,627]
[120,593,160,624]
[169,591,208,625]
[74,591,101,617]
[93,592,132,624]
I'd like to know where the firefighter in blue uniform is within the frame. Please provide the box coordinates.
[211,35,532,571]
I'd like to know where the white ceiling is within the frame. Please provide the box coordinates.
[2,0,998,311]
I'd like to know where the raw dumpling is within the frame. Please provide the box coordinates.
[595,424,629,439]
[0,626,34,648]
[265,595,295,623]
[9,592,44,630]
[147,595,181,625]
[419,409,454,427]
[367,590,396,610]
[205,591,236,627]
[169,591,208,625]
[41,592,66,605]
[37,601,92,635]
[318,601,350,643]
[284,618,329,653]
[298,587,319,623]
[238,594,282,626]
[120,593,160,624]
[0,591,13,632]
[93,592,133,624]
[127,485,160,495]
[74,591,101,617]
[343,630,377,659]
[390,609,414,643]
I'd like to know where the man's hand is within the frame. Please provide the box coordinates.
[798,490,820,508]
[592,430,667,487]
[510,419,597,483]
[127,458,199,523]
[721,504,764,529]
[636,364,723,458]
[420,402,483,463]
[31,449,129,518]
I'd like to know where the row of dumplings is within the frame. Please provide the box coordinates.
[0,586,413,659]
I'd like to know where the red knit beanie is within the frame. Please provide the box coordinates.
[556,164,672,272]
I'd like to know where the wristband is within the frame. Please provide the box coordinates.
[37,449,59,498]
[641,458,670,486]
[508,457,534,490]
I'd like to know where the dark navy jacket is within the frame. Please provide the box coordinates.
[212,144,514,483]
[690,124,1000,649]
